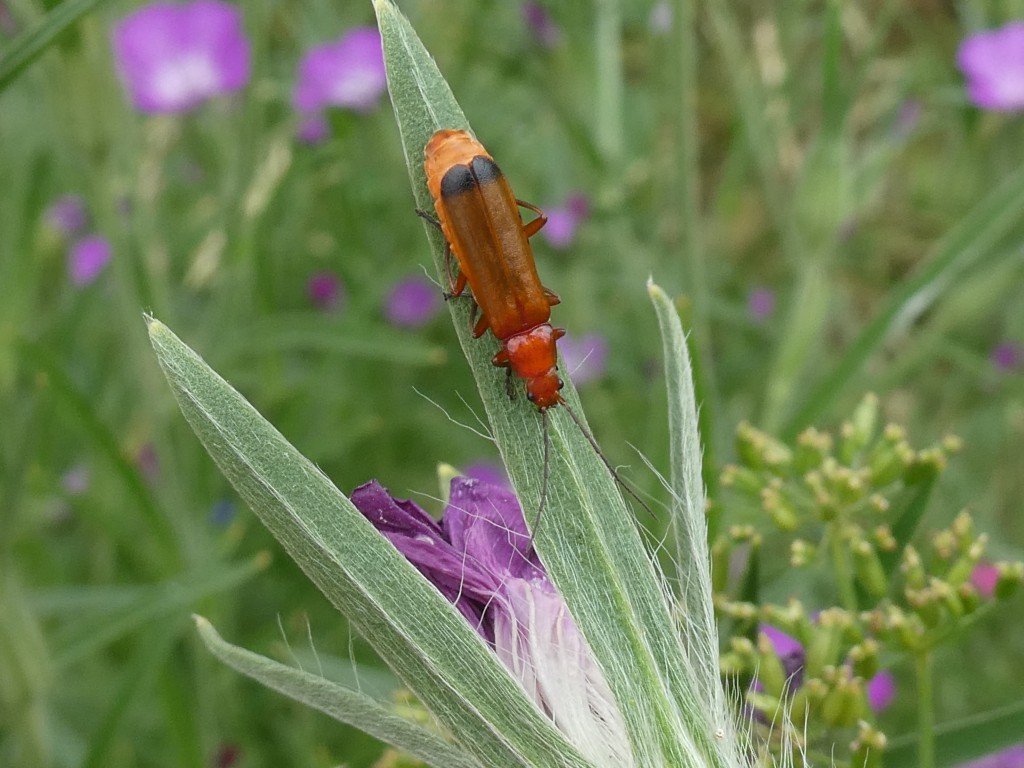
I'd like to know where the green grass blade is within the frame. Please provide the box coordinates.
[375,2,719,765]
[783,163,1024,436]
[885,699,1024,767]
[195,617,483,768]
[146,318,589,768]
[0,0,108,93]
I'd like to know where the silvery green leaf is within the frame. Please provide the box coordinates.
[147,318,590,768]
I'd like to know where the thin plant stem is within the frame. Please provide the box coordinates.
[593,0,623,168]
[916,648,936,768]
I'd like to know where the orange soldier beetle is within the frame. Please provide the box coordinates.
[421,129,649,529]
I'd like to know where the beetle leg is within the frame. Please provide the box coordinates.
[492,348,510,367]
[517,199,548,238]
[472,308,490,338]
[415,208,442,229]
[553,326,566,341]
[543,288,561,307]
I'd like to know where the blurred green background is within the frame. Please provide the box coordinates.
[1,0,1022,766]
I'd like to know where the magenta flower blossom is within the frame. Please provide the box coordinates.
[68,235,112,285]
[293,27,386,136]
[559,333,608,386]
[866,670,896,711]
[747,286,776,323]
[957,745,1024,768]
[112,1,251,114]
[542,194,589,249]
[46,195,89,238]
[522,2,562,48]
[351,478,631,763]
[957,22,1024,112]
[384,275,442,328]
[307,270,345,312]
[991,341,1022,372]
[971,562,1001,598]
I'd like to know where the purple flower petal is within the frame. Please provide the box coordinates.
[352,477,631,762]
[307,270,344,312]
[957,744,1024,768]
[296,114,330,144]
[991,341,1022,372]
[112,1,251,114]
[293,27,386,117]
[541,194,589,249]
[46,195,89,237]
[522,2,562,48]
[747,286,776,322]
[68,235,112,285]
[385,275,442,328]
[866,670,896,711]
[971,562,1000,598]
[462,461,512,491]
[559,333,608,386]
[957,22,1024,112]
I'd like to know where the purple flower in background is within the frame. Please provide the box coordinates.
[747,286,776,323]
[542,194,589,249]
[112,1,251,114]
[384,275,442,328]
[991,341,1022,372]
[136,442,161,482]
[0,2,18,37]
[68,235,112,285]
[292,27,386,138]
[866,670,896,711]
[957,745,1024,768]
[957,22,1024,112]
[296,115,330,144]
[61,465,90,495]
[522,2,561,48]
[351,479,631,763]
[46,194,89,237]
[971,562,1000,598]
[307,270,345,312]
[559,333,608,386]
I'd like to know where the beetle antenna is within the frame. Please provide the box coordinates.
[560,400,654,519]
[527,408,551,551]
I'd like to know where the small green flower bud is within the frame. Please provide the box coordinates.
[850,721,887,768]
[755,633,790,697]
[946,534,987,588]
[994,562,1024,600]
[868,494,890,515]
[900,545,927,590]
[867,424,912,486]
[790,539,816,567]
[853,539,890,598]
[821,670,866,727]
[720,464,763,495]
[848,639,880,679]
[958,582,981,615]
[736,421,793,472]
[838,393,879,464]
[904,447,946,485]
[906,586,942,628]
[805,610,846,675]
[873,524,897,552]
[762,481,800,531]
[795,427,833,472]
